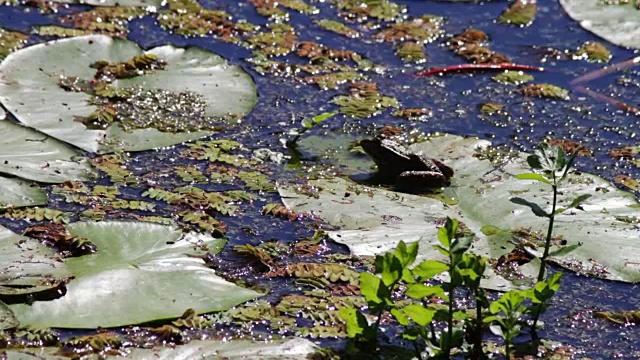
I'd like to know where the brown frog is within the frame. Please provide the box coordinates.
[360,137,454,191]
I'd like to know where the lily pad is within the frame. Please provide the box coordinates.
[3,338,317,360]
[0,35,257,153]
[560,0,640,49]
[0,224,72,303]
[0,121,95,183]
[0,177,47,209]
[280,134,640,289]
[51,0,162,7]
[10,221,261,328]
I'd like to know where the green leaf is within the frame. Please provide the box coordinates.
[10,221,260,328]
[403,304,435,326]
[339,308,370,338]
[450,236,473,256]
[301,111,337,129]
[379,252,403,287]
[412,260,448,281]
[526,154,543,170]
[394,240,419,268]
[360,272,388,305]
[510,197,550,218]
[405,284,446,300]
[514,172,553,185]
[390,308,410,326]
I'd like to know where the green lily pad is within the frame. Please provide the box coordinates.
[10,221,261,328]
[0,224,72,303]
[0,121,95,183]
[0,302,18,331]
[280,134,640,289]
[3,338,317,359]
[0,35,257,154]
[560,0,640,49]
[0,176,47,209]
[51,0,162,7]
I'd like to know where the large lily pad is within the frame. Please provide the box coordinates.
[0,121,95,183]
[0,35,257,153]
[0,224,72,303]
[51,0,161,6]
[10,221,261,328]
[560,0,640,49]
[4,338,317,359]
[280,134,640,289]
[0,177,47,209]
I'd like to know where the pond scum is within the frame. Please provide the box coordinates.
[0,0,638,358]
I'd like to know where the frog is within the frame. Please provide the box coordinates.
[360,137,454,191]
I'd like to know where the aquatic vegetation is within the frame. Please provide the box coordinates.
[333,0,404,22]
[158,0,254,41]
[395,41,426,63]
[574,41,612,63]
[498,0,537,27]
[448,29,511,64]
[0,27,27,59]
[0,35,257,153]
[315,19,360,38]
[520,83,570,100]
[479,102,505,115]
[392,107,432,120]
[331,82,399,118]
[247,23,297,57]
[9,221,260,328]
[492,70,534,85]
[374,15,444,43]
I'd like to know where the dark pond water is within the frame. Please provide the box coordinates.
[1,0,640,358]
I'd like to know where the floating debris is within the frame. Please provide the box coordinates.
[374,15,443,43]
[331,82,399,118]
[447,29,511,64]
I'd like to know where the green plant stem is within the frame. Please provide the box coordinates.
[444,281,454,356]
[537,183,557,282]
[472,291,484,359]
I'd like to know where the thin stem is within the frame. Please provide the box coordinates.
[412,338,423,360]
[472,290,485,359]
[537,183,558,282]
[445,276,454,356]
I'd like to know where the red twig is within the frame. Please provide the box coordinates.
[416,63,544,77]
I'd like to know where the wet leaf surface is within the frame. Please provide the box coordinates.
[10,221,261,328]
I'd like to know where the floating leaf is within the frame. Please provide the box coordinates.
[395,42,426,63]
[316,19,360,38]
[498,0,536,26]
[560,0,640,49]
[10,221,260,328]
[0,27,28,60]
[0,35,257,153]
[51,0,161,6]
[520,83,570,100]
[0,224,72,303]
[280,134,640,288]
[573,41,612,63]
[0,177,47,210]
[492,71,534,85]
